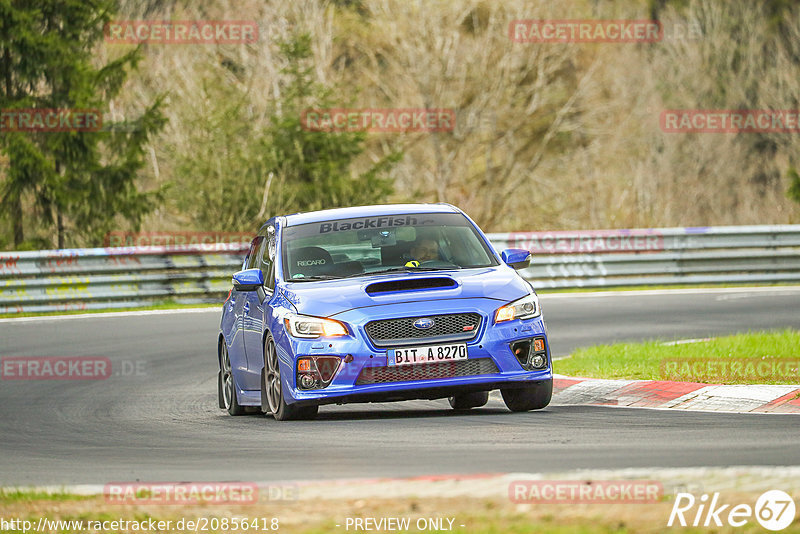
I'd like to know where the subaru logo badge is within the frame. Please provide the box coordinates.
[413,317,435,330]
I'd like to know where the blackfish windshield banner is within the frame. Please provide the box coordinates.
[282,213,474,244]
[319,216,418,233]
[283,213,472,239]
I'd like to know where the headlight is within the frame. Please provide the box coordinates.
[495,293,541,323]
[284,313,348,338]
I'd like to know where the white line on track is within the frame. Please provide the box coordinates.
[0,307,221,324]
[2,285,799,322]
[538,285,800,299]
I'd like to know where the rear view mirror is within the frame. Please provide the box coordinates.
[371,230,397,248]
[501,249,532,270]
[232,268,264,291]
[357,228,398,248]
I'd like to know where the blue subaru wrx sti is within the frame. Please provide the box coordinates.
[218,204,552,420]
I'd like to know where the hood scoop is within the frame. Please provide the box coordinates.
[366,276,457,295]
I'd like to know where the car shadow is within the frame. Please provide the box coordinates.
[311,406,524,421]
[216,401,554,423]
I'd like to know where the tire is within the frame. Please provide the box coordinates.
[501,379,552,412]
[448,390,489,410]
[220,341,247,416]
[262,335,318,421]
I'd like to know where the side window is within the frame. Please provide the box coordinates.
[245,236,265,270]
[261,227,275,289]
[244,231,275,290]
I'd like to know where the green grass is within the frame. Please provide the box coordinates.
[305,517,633,534]
[555,329,800,384]
[2,490,799,533]
[0,489,91,503]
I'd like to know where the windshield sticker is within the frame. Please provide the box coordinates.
[319,216,418,233]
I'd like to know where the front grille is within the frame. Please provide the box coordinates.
[365,313,482,347]
[355,358,498,385]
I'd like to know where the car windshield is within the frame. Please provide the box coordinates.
[281,212,498,281]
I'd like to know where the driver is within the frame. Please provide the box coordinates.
[410,238,439,263]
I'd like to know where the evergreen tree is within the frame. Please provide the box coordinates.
[0,1,50,248]
[261,33,401,214]
[0,0,165,249]
[173,32,401,232]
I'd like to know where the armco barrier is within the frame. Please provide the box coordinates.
[1,225,799,314]
[487,225,800,289]
[0,244,248,314]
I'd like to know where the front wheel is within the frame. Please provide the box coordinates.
[261,335,318,421]
[501,379,552,412]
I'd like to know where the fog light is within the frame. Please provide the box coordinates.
[530,354,546,369]
[510,337,548,371]
[299,374,317,389]
[296,355,342,390]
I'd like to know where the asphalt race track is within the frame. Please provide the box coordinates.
[1,287,799,485]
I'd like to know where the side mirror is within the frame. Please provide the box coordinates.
[501,249,532,270]
[232,268,264,291]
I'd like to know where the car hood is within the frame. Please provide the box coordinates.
[278,266,531,318]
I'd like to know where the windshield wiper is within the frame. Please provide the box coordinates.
[347,266,455,278]
[287,274,340,282]
[290,266,456,282]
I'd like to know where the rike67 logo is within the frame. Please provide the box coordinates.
[668,490,796,531]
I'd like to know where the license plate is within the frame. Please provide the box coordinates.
[388,343,468,367]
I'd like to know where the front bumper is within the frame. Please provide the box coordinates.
[280,298,553,406]
[291,378,553,407]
